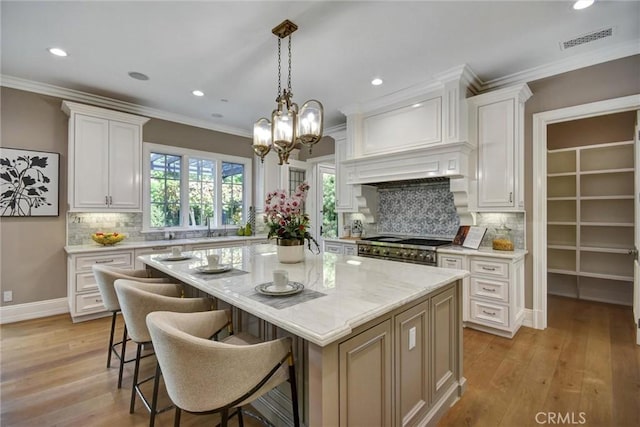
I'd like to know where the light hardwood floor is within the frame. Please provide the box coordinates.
[1,295,639,427]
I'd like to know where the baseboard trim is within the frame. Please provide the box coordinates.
[0,298,69,324]
[522,308,539,329]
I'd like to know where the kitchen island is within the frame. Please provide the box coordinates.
[139,244,468,427]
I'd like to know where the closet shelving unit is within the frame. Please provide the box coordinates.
[547,140,634,306]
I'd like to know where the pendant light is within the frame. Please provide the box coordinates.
[252,19,324,165]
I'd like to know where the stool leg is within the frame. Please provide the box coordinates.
[130,343,142,414]
[237,408,244,427]
[117,324,128,389]
[220,408,229,427]
[173,407,181,427]
[289,360,300,427]
[149,362,162,427]
[107,311,117,368]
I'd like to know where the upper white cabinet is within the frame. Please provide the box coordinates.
[332,128,357,212]
[468,84,532,211]
[62,101,149,211]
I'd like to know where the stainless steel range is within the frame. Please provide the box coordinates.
[357,236,452,266]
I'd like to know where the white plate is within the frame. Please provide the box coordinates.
[160,255,191,261]
[196,265,232,274]
[255,281,304,296]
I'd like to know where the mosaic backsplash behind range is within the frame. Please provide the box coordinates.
[377,182,460,238]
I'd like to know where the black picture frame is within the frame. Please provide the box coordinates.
[0,147,60,217]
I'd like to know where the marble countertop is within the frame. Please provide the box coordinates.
[138,244,468,347]
[64,235,269,254]
[438,245,527,260]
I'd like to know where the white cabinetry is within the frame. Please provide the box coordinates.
[547,141,634,305]
[467,256,524,338]
[62,101,149,211]
[439,250,525,338]
[67,250,134,321]
[331,128,357,212]
[323,239,357,255]
[468,84,532,211]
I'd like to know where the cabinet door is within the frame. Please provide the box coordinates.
[108,120,141,210]
[339,320,392,427]
[324,242,344,255]
[477,99,515,209]
[73,114,110,209]
[335,137,355,212]
[431,286,457,404]
[395,301,430,427]
[344,245,357,256]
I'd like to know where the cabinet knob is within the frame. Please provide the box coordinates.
[105,195,109,206]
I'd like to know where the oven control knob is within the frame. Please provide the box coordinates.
[409,251,417,258]
[401,251,409,258]
[418,253,426,260]
[427,253,435,263]
[382,249,389,256]
[372,248,379,255]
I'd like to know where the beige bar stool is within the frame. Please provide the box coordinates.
[91,264,170,388]
[115,279,214,427]
[146,310,300,427]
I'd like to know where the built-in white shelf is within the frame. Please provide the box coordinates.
[546,139,634,306]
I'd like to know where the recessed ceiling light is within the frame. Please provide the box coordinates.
[48,47,67,57]
[192,90,205,97]
[128,71,149,81]
[371,78,383,86]
[211,113,224,118]
[573,0,595,10]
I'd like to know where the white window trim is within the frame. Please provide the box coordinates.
[142,142,252,232]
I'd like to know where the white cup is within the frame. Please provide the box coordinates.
[170,246,182,257]
[207,254,220,267]
[273,270,289,289]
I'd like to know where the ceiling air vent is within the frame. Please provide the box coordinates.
[561,27,613,50]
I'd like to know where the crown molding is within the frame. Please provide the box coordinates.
[480,39,640,91]
[0,75,252,138]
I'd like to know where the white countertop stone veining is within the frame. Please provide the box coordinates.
[138,244,468,347]
[438,245,527,260]
[64,235,268,254]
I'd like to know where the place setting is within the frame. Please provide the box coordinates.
[247,270,326,310]
[158,246,192,262]
[190,254,247,280]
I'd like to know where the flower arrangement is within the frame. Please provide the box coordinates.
[264,182,319,252]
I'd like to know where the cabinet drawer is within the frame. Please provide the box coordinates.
[470,258,509,279]
[324,244,343,255]
[440,255,463,269]
[75,291,106,314]
[75,252,133,271]
[76,271,99,293]
[344,245,357,256]
[470,299,509,328]
[470,277,509,303]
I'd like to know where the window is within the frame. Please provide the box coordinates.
[143,143,252,231]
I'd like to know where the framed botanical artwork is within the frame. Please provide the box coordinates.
[0,147,60,217]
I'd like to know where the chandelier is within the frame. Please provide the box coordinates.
[252,19,324,165]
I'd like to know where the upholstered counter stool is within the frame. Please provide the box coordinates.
[146,310,300,427]
[92,264,171,388]
[115,279,214,427]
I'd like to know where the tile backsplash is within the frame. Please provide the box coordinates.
[475,212,525,249]
[67,213,239,245]
[376,181,460,238]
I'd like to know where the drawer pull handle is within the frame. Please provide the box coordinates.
[94,259,114,264]
[482,266,496,271]
[95,299,103,303]
[481,287,496,292]
[482,310,496,316]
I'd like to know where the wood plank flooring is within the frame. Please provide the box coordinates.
[1,295,638,427]
[438,296,640,427]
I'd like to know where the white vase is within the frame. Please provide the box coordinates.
[277,240,305,263]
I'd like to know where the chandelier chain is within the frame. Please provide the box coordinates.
[277,38,282,98]
[287,35,292,92]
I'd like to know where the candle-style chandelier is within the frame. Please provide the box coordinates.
[252,19,324,165]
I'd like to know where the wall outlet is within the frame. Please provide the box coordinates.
[408,326,416,350]
[3,291,13,302]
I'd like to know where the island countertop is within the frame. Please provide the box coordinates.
[138,244,469,347]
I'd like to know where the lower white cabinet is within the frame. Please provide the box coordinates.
[438,250,525,338]
[67,250,134,321]
[323,240,357,256]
